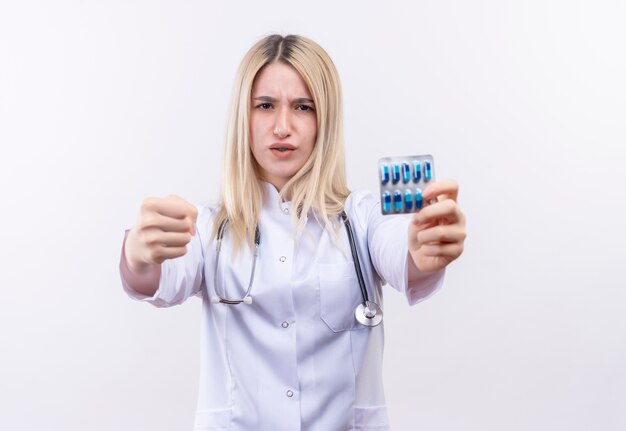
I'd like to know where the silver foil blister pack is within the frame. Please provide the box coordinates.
[378,155,435,215]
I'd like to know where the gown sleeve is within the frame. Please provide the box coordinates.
[357,191,445,306]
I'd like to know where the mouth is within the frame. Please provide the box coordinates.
[270,143,296,151]
[269,143,296,158]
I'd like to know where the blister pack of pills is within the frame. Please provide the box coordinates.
[378,155,435,215]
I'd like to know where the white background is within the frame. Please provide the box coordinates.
[1,1,625,430]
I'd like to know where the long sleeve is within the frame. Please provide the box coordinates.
[119,230,161,296]
[351,190,445,305]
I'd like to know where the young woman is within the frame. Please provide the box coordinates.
[120,34,466,431]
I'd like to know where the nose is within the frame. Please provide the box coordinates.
[273,106,291,138]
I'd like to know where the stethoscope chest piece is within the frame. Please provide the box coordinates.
[355,301,383,327]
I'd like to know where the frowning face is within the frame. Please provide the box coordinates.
[249,62,317,192]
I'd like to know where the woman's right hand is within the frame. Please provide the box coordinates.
[124,195,198,273]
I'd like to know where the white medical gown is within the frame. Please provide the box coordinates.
[120,183,444,430]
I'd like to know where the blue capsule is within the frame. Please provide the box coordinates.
[424,161,432,181]
[392,164,400,184]
[415,188,423,209]
[378,156,434,216]
[413,161,421,182]
[380,164,390,184]
[382,191,391,213]
[393,190,402,211]
[402,162,411,183]
[404,189,413,210]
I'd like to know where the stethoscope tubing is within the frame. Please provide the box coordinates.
[212,211,383,326]
[214,219,260,305]
[340,211,369,304]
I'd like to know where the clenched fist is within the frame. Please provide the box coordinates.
[124,195,198,273]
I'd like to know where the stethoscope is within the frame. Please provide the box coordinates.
[212,211,383,327]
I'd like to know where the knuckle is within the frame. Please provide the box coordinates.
[186,218,195,231]
[436,226,447,241]
[166,194,181,204]
[457,232,467,244]
[149,248,164,262]
[138,214,157,231]
[135,229,147,244]
[137,220,150,232]
[172,246,186,259]
[143,232,159,246]
[136,218,147,231]
[141,197,158,211]
[416,231,425,244]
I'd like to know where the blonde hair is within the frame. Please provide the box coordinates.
[213,34,350,250]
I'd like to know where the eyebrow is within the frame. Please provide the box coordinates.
[253,96,314,104]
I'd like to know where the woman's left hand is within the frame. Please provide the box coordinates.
[408,179,466,273]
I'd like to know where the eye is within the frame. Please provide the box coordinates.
[295,104,314,112]
[256,103,273,110]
